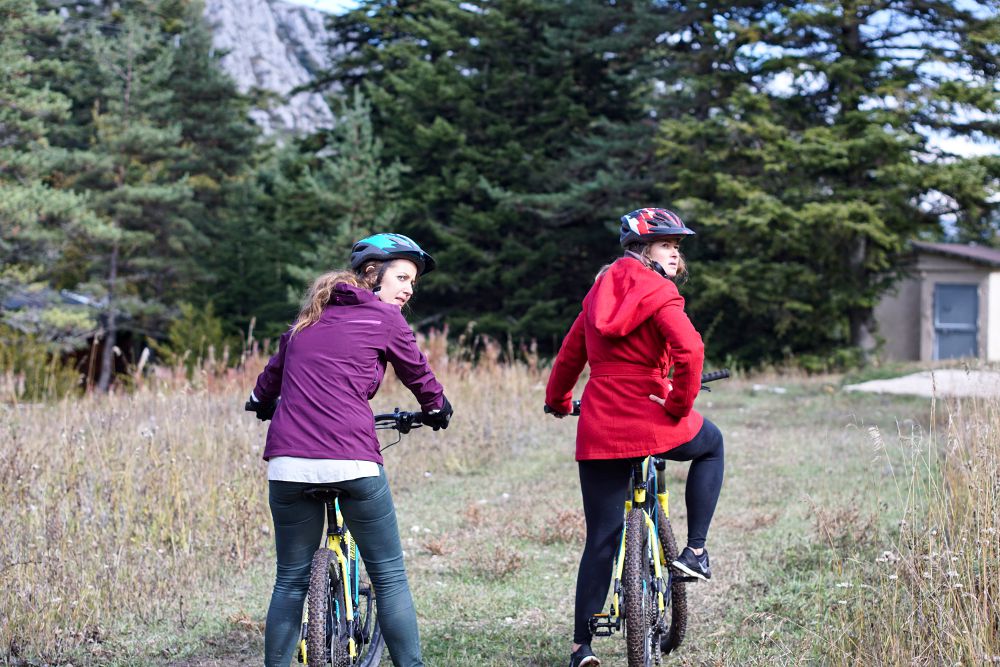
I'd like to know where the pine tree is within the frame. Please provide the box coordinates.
[202,170,296,340]
[329,0,500,330]
[654,0,1000,366]
[67,12,196,390]
[282,90,407,282]
[0,0,97,343]
[155,0,268,342]
[327,1,678,343]
[501,0,696,341]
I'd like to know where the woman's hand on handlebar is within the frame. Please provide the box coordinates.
[421,395,453,431]
[245,395,277,421]
[544,400,581,417]
[545,405,567,419]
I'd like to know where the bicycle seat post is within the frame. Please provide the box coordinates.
[631,459,648,506]
[326,496,341,539]
[653,457,666,494]
[303,488,346,539]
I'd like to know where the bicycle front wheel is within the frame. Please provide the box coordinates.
[623,508,655,667]
[657,514,688,654]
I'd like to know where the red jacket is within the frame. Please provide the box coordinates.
[545,257,705,460]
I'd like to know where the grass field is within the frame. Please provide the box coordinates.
[2,358,997,666]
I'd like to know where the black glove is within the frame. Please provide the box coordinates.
[245,396,278,421]
[543,404,567,418]
[422,395,453,431]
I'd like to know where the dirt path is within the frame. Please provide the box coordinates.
[843,369,1000,398]
[159,378,932,666]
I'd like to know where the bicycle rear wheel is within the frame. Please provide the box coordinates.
[623,508,655,667]
[347,549,384,667]
[306,548,349,667]
[656,515,688,654]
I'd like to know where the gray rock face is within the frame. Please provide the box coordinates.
[204,0,337,135]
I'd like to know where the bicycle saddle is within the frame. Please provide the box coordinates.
[302,487,341,503]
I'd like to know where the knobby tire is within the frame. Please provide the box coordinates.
[657,515,688,654]
[306,548,349,667]
[624,508,654,667]
[348,550,384,667]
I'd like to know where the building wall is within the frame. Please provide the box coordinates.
[990,272,1000,361]
[876,253,997,362]
[874,274,921,361]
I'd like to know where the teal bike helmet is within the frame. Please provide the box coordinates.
[350,233,436,276]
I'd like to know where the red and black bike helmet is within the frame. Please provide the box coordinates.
[619,208,695,247]
[350,233,436,276]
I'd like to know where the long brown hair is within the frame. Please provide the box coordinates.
[595,242,689,283]
[291,260,385,334]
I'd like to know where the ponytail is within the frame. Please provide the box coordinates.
[291,261,385,334]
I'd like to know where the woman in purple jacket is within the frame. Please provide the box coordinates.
[247,233,452,667]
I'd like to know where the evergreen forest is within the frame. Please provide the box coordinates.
[2,0,999,391]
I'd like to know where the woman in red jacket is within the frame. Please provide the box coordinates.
[545,208,724,667]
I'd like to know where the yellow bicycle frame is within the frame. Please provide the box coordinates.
[297,504,360,662]
[598,456,670,630]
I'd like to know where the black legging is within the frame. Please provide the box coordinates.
[572,418,724,645]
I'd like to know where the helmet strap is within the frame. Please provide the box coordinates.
[624,249,668,279]
[362,262,389,293]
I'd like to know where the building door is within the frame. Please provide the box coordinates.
[934,284,978,360]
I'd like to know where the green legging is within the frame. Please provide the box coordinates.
[264,468,423,667]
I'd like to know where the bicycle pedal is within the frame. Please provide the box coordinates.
[589,613,619,637]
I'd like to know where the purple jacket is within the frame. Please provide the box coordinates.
[253,284,445,464]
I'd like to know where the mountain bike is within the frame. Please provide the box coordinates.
[294,408,425,667]
[547,369,729,666]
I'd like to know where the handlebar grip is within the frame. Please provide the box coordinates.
[373,410,423,430]
[700,369,730,384]
[544,400,581,416]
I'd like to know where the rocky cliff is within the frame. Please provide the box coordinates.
[204,0,338,135]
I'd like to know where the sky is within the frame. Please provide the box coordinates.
[284,0,358,13]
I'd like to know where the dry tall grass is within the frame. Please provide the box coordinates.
[825,395,1000,664]
[0,331,552,664]
[6,330,998,665]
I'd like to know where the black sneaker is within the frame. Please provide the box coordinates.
[568,644,601,667]
[672,546,711,580]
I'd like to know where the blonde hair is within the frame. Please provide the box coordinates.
[291,261,383,334]
[595,242,688,283]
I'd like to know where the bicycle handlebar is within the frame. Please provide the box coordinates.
[700,368,731,383]
[544,369,730,416]
[373,409,424,434]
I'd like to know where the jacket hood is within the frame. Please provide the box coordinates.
[331,283,380,306]
[586,257,681,337]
